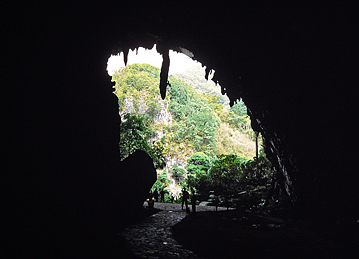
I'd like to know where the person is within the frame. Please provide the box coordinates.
[147,191,154,209]
[160,189,165,202]
[191,188,197,213]
[153,189,159,202]
[181,187,189,210]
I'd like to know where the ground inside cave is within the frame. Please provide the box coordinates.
[119,202,358,259]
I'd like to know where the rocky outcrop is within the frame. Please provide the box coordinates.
[120,95,188,174]
[120,97,172,125]
[153,98,172,125]
[119,150,157,209]
[164,154,188,172]
[120,96,148,119]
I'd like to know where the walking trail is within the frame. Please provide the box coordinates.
[119,201,358,259]
[119,202,227,258]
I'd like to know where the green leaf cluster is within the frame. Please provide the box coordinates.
[152,169,170,191]
[112,63,273,208]
[112,63,260,173]
[173,63,229,105]
[112,63,162,121]
[119,112,165,168]
[167,76,220,156]
[185,151,273,208]
[170,164,187,185]
[228,99,255,139]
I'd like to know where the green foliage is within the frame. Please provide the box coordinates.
[208,154,250,195]
[146,139,166,169]
[215,122,256,157]
[170,164,187,185]
[173,63,229,105]
[230,99,247,117]
[227,99,255,140]
[187,152,212,167]
[112,63,162,122]
[119,112,165,168]
[202,94,225,119]
[167,76,220,156]
[184,151,273,209]
[112,63,258,160]
[152,169,170,191]
[185,152,211,177]
[185,152,212,192]
[119,113,152,160]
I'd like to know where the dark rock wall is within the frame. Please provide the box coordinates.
[4,1,358,256]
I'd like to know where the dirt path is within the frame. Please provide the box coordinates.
[119,202,229,258]
[119,202,359,258]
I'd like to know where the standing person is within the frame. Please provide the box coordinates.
[147,191,154,209]
[181,187,189,210]
[153,189,159,202]
[160,189,165,202]
[191,188,197,213]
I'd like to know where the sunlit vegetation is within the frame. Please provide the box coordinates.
[185,151,274,210]
[119,113,165,168]
[166,75,219,156]
[112,63,274,209]
[173,63,229,105]
[112,63,254,157]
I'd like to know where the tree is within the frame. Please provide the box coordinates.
[119,113,151,160]
[112,62,257,166]
[119,112,165,168]
[112,63,162,123]
[186,152,212,194]
[170,164,186,185]
[152,169,170,191]
[209,155,249,196]
[146,140,166,169]
[226,99,255,140]
[230,98,247,117]
[167,76,220,156]
[186,152,211,176]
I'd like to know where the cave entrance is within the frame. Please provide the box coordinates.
[107,45,266,203]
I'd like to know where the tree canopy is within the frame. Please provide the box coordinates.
[167,76,220,156]
[112,63,257,160]
[119,112,164,168]
[112,63,274,210]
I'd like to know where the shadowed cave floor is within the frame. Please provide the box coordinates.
[119,202,358,259]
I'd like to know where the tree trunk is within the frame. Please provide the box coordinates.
[255,131,259,159]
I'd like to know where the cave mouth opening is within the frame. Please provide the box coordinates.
[107,44,274,209]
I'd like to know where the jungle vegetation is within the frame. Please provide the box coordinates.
[112,63,275,209]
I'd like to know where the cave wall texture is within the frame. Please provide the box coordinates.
[3,1,358,256]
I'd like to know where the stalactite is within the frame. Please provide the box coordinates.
[160,48,170,100]
[205,67,211,80]
[123,48,129,66]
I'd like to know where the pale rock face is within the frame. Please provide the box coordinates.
[119,97,147,120]
[164,155,187,172]
[153,98,172,125]
[120,96,189,181]
[120,97,172,125]
[137,96,148,114]
[121,98,135,118]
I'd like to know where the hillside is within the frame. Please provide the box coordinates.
[111,63,258,171]
[173,63,230,106]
